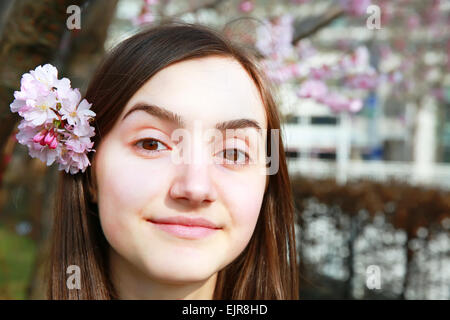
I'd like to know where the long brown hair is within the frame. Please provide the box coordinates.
[46,21,299,299]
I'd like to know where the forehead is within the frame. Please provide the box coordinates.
[121,56,267,129]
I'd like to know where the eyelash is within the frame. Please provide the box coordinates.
[134,138,250,167]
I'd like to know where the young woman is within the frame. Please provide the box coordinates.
[46,21,299,300]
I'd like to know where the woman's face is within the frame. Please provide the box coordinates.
[94,56,268,285]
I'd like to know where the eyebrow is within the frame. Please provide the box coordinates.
[121,102,263,132]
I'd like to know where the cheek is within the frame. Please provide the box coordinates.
[220,171,266,247]
[97,146,170,210]
[230,187,262,225]
[95,143,171,243]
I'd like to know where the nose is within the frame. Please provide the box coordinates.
[169,143,217,206]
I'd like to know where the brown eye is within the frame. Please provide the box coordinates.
[142,139,158,151]
[135,139,169,152]
[221,149,249,164]
[224,149,238,161]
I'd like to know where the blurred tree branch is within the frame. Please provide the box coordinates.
[293,5,345,45]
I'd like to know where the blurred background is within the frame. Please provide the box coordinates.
[0,0,449,299]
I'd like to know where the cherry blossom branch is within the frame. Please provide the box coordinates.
[292,6,345,45]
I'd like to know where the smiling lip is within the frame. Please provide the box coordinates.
[147,216,221,239]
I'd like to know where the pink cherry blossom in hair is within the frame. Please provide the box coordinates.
[10,64,96,174]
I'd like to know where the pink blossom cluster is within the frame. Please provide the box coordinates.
[296,79,363,113]
[260,41,378,113]
[133,0,159,26]
[296,46,380,112]
[239,0,254,13]
[310,65,335,81]
[340,0,371,17]
[344,72,378,90]
[295,39,317,60]
[251,9,389,114]
[338,46,370,72]
[256,15,295,60]
[261,60,308,84]
[10,64,96,174]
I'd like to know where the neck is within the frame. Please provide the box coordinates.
[108,246,217,300]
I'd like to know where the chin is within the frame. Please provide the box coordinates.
[143,260,218,284]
